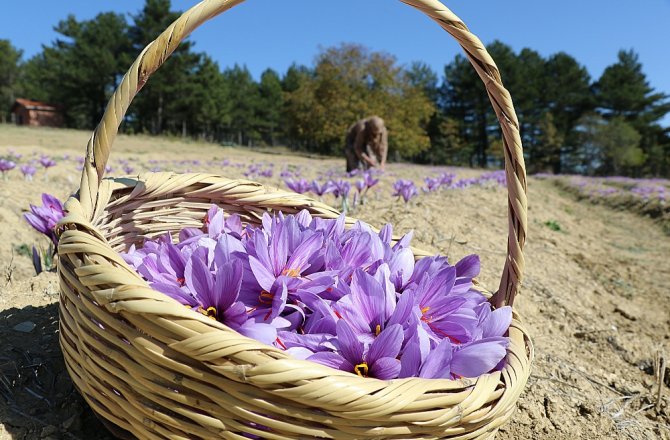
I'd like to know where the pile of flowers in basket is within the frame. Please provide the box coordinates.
[25,195,511,380]
[121,205,511,379]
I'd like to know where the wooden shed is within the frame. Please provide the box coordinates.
[10,98,64,127]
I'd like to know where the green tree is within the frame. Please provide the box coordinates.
[535,112,564,173]
[257,68,283,145]
[222,64,261,146]
[593,49,670,176]
[405,61,439,103]
[128,0,201,135]
[596,117,644,174]
[594,50,669,123]
[182,55,230,141]
[543,52,593,173]
[19,13,131,128]
[441,53,487,166]
[0,40,23,122]
[574,114,645,175]
[285,44,434,157]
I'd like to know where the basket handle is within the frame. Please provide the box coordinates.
[77,0,527,307]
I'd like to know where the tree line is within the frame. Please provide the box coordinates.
[1,0,669,177]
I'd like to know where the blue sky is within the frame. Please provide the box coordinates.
[2,0,669,126]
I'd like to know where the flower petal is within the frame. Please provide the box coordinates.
[335,320,364,365]
[481,306,512,338]
[367,324,403,365]
[369,357,401,380]
[308,352,353,372]
[419,339,452,379]
[451,337,508,378]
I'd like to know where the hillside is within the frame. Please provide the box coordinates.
[0,126,668,440]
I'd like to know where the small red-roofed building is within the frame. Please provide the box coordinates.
[10,98,64,127]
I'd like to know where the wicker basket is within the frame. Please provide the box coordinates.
[57,0,532,438]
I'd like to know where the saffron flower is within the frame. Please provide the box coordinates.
[0,159,16,178]
[118,205,511,381]
[20,164,37,181]
[309,320,403,379]
[392,179,418,203]
[39,156,57,170]
[310,180,333,197]
[24,193,65,245]
[284,178,310,194]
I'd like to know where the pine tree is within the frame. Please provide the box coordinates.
[222,64,261,146]
[0,40,23,122]
[593,49,670,175]
[258,69,283,146]
[18,13,131,128]
[543,52,593,173]
[128,0,200,135]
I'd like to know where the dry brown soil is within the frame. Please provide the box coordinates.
[0,125,668,439]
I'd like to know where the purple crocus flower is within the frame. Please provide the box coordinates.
[310,180,333,197]
[400,305,510,379]
[362,171,379,189]
[334,267,416,343]
[330,179,351,199]
[355,179,366,193]
[309,320,403,379]
[423,177,441,193]
[186,254,276,343]
[0,159,16,178]
[438,172,455,187]
[392,179,418,203]
[284,178,310,194]
[39,156,57,170]
[20,164,36,180]
[24,193,65,245]
[407,265,480,344]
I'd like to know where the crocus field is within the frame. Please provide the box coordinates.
[536,174,670,235]
[0,126,668,440]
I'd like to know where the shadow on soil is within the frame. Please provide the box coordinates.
[0,302,116,440]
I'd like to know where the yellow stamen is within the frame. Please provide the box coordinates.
[205,306,217,320]
[375,324,381,336]
[420,306,432,323]
[258,290,273,305]
[354,362,369,377]
[281,268,300,277]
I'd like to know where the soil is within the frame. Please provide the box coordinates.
[0,125,668,439]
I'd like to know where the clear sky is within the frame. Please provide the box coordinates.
[2,0,669,126]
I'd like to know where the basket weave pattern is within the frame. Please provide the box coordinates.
[57,0,532,438]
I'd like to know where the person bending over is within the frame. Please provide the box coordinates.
[344,116,388,172]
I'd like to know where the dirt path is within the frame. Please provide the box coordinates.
[0,126,668,439]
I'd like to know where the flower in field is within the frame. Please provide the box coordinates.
[330,179,350,199]
[0,159,16,178]
[362,171,379,189]
[284,178,310,194]
[438,172,455,187]
[392,179,418,203]
[39,156,57,170]
[20,164,37,181]
[310,180,333,197]
[354,179,366,193]
[6,150,22,161]
[309,320,403,379]
[423,177,441,193]
[24,193,65,245]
